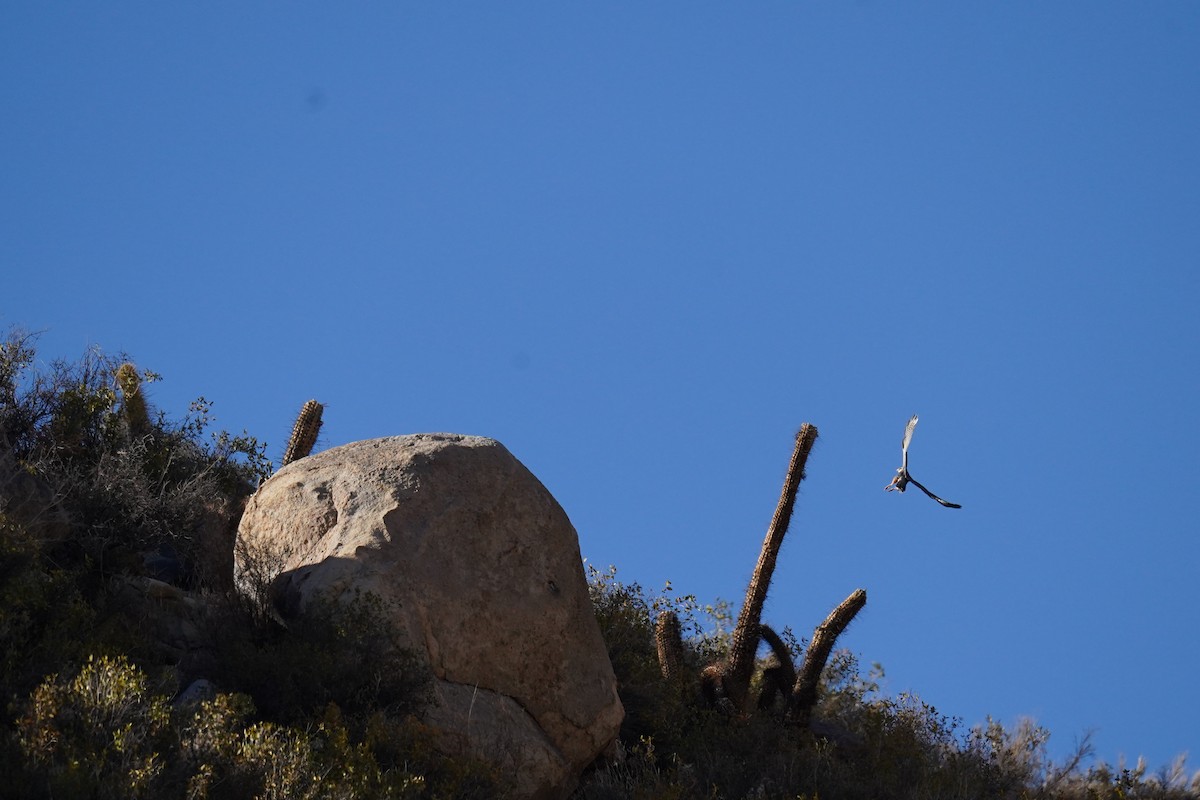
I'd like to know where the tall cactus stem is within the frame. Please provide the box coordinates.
[790,588,867,728]
[282,400,324,466]
[721,423,818,710]
[655,611,686,684]
[115,362,150,437]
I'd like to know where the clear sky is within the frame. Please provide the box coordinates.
[4,2,1198,774]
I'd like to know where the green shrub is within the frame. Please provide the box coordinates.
[0,516,99,694]
[203,588,432,728]
[586,565,733,747]
[15,654,173,799]
[8,652,494,800]
[577,568,1200,800]
[0,328,270,587]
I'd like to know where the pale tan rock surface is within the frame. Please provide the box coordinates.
[235,434,622,799]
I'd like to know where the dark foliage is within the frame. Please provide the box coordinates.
[0,331,499,799]
[577,567,1200,800]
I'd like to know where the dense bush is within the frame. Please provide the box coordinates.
[9,652,485,800]
[0,329,270,589]
[16,654,173,799]
[0,331,499,799]
[0,537,497,799]
[576,567,1200,800]
[206,588,433,726]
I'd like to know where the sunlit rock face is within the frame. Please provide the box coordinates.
[236,433,623,800]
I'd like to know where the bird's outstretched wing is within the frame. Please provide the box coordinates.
[901,414,918,473]
[906,475,962,509]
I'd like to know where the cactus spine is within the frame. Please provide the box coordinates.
[713,423,818,711]
[655,611,686,684]
[790,588,867,727]
[282,400,324,466]
[115,362,150,437]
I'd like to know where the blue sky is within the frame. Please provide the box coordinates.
[4,2,1199,773]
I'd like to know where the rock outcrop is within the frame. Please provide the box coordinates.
[110,574,212,668]
[235,434,623,799]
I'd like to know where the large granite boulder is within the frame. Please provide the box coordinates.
[235,434,623,799]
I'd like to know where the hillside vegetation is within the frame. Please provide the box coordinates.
[1,330,1196,799]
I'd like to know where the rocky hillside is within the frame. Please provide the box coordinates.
[2,330,1196,800]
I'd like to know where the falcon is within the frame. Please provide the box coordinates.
[885,414,961,509]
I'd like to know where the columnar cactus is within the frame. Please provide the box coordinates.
[281,400,324,466]
[665,421,869,735]
[708,424,818,711]
[790,588,867,727]
[114,362,150,437]
[655,611,686,685]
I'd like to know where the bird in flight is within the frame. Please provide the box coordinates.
[885,414,962,509]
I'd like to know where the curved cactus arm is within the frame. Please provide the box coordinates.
[281,400,324,466]
[756,623,797,710]
[790,588,867,728]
